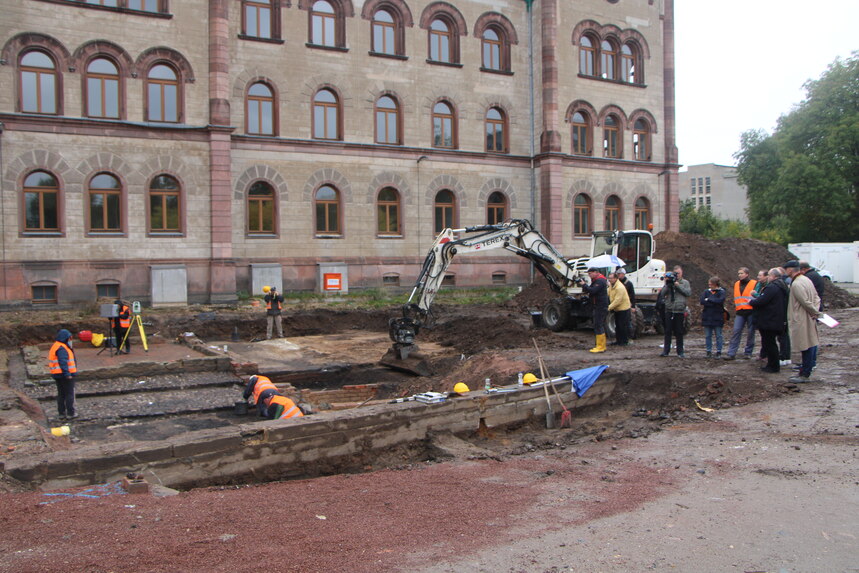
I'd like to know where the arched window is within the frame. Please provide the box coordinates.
[311,0,337,46]
[313,89,340,140]
[634,197,650,229]
[621,44,636,83]
[600,40,616,80]
[485,107,507,153]
[20,51,58,115]
[429,18,451,63]
[375,95,400,144]
[372,9,397,55]
[571,111,591,155]
[432,101,455,148]
[248,181,276,234]
[487,191,507,225]
[633,118,650,161]
[482,27,503,71]
[604,195,621,230]
[573,193,591,236]
[85,58,120,119]
[603,114,620,158]
[149,174,181,233]
[23,171,59,232]
[434,189,455,232]
[579,35,595,76]
[247,82,275,135]
[314,185,341,234]
[88,173,122,233]
[376,187,401,235]
[243,0,273,39]
[146,63,179,123]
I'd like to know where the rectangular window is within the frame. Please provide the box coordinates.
[128,0,160,11]
[705,177,711,193]
[382,275,400,287]
[491,272,507,285]
[32,285,57,304]
[97,283,120,299]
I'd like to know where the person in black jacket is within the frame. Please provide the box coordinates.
[580,267,609,353]
[749,268,789,373]
[799,261,824,311]
[699,276,727,358]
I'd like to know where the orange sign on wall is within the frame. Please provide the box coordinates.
[323,273,342,291]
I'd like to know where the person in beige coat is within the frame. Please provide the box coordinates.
[783,260,821,382]
[608,272,632,346]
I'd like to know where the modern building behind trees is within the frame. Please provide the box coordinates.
[678,164,749,223]
[0,0,679,307]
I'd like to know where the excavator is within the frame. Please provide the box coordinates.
[381,219,674,375]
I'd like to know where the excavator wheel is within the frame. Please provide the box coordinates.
[630,307,645,339]
[542,298,571,332]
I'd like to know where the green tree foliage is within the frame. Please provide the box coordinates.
[679,200,754,240]
[735,54,859,242]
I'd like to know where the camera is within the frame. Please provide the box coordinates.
[574,277,586,286]
[663,271,676,284]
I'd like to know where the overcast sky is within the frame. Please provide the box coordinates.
[674,1,859,169]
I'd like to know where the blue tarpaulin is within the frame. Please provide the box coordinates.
[565,365,609,397]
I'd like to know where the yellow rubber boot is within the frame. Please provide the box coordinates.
[590,334,606,353]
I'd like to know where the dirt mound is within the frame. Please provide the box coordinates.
[436,352,531,392]
[424,311,533,355]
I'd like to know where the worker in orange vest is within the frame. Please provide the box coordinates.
[48,329,78,420]
[112,299,132,354]
[724,267,757,360]
[242,374,279,417]
[264,394,304,420]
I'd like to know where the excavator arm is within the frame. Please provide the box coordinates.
[384,219,581,373]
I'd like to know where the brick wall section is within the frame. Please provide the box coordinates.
[4,373,621,488]
[303,384,380,408]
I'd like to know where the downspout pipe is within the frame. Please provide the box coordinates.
[525,0,536,283]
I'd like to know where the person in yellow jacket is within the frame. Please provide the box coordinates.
[47,329,78,420]
[608,272,632,346]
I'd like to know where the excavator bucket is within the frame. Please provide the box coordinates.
[379,344,431,376]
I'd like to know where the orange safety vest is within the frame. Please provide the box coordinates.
[48,341,77,375]
[265,296,281,312]
[251,376,278,404]
[265,394,304,419]
[112,305,131,329]
[733,280,757,311]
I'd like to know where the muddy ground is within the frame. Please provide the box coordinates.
[0,233,857,571]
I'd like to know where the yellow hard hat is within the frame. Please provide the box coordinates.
[262,285,271,293]
[453,382,470,394]
[522,372,538,384]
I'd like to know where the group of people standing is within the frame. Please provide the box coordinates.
[697,260,824,383]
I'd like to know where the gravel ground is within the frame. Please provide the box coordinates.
[0,307,856,573]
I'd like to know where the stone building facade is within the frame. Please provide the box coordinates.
[0,0,678,307]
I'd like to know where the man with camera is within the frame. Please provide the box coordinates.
[578,267,609,353]
[659,265,691,357]
[263,285,285,339]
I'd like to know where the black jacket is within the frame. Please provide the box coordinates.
[620,277,636,307]
[804,269,825,309]
[582,275,609,310]
[749,277,788,332]
[699,287,727,327]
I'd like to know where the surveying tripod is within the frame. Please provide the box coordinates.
[118,301,149,353]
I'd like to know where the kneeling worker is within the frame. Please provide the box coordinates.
[243,374,279,417]
[264,393,304,420]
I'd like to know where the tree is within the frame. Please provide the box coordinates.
[735,53,859,242]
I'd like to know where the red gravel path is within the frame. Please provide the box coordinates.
[0,447,676,573]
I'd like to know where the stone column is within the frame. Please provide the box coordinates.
[208,0,237,302]
[662,0,680,231]
[539,0,560,154]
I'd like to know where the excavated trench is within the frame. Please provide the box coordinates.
[4,303,798,490]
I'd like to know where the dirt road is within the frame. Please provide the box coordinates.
[1,304,856,572]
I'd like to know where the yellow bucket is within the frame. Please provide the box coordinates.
[91,332,105,347]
